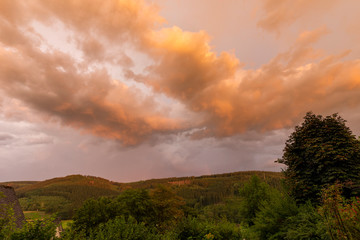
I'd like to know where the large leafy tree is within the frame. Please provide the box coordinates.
[150,185,185,232]
[278,112,360,203]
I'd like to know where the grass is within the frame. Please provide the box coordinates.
[61,220,73,229]
[23,211,73,231]
[23,211,48,220]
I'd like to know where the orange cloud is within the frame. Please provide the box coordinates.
[140,27,360,138]
[257,0,338,34]
[0,0,360,146]
[0,0,184,146]
[143,26,240,103]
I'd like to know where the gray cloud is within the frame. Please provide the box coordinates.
[0,133,14,141]
[0,133,15,146]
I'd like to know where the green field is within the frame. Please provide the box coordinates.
[23,211,48,220]
[61,220,73,230]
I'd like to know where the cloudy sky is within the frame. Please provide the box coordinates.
[1,0,360,182]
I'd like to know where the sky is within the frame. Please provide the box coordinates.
[1,0,360,182]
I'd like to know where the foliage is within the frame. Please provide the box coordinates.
[250,187,299,239]
[6,171,283,222]
[72,196,118,236]
[65,173,337,239]
[281,203,329,240]
[150,185,185,231]
[0,193,16,240]
[201,197,242,223]
[173,217,242,240]
[0,204,57,240]
[71,186,186,237]
[20,196,72,219]
[23,211,48,221]
[115,189,155,224]
[15,175,122,220]
[238,175,272,225]
[89,216,159,240]
[60,226,86,240]
[278,112,360,203]
[319,183,360,240]
[61,220,73,230]
[10,217,57,240]
[172,171,282,208]
[245,183,329,240]
[12,170,359,239]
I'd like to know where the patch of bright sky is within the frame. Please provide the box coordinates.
[277,1,360,61]
[151,0,360,69]
[150,0,280,69]
[31,20,83,60]
[317,1,360,60]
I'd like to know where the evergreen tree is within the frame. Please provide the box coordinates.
[238,175,272,225]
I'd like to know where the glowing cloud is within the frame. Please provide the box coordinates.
[0,0,359,146]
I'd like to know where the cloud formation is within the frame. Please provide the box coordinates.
[0,0,186,145]
[0,0,360,146]
[0,133,14,146]
[257,0,338,34]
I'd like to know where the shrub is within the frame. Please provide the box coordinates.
[251,189,298,240]
[173,217,242,240]
[89,216,159,240]
[10,217,57,240]
[319,183,360,240]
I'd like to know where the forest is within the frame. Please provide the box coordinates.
[1,112,360,239]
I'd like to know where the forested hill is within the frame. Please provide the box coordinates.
[5,171,283,195]
[15,174,122,193]
[128,171,283,206]
[1,171,283,219]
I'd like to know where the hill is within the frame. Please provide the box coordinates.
[16,174,123,194]
[9,175,122,219]
[128,171,283,207]
[2,171,283,219]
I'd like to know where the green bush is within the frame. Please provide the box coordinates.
[201,197,242,223]
[71,186,186,236]
[89,216,159,240]
[280,203,329,240]
[319,184,360,240]
[173,217,242,240]
[251,189,298,240]
[0,197,16,240]
[72,197,118,236]
[10,217,57,240]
